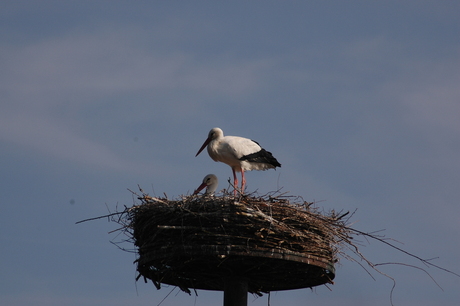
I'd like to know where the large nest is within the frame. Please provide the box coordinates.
[114,190,352,295]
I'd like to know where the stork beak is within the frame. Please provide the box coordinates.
[193,182,207,195]
[195,137,211,157]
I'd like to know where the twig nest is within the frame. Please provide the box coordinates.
[125,192,349,295]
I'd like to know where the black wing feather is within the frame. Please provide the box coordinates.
[239,148,281,168]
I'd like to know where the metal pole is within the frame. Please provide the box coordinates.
[224,278,248,306]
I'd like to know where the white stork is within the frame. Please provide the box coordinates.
[193,174,219,195]
[195,127,281,194]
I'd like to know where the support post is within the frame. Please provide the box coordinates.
[224,278,248,306]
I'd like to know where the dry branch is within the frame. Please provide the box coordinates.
[104,190,356,295]
[78,188,460,304]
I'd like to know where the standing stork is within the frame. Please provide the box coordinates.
[195,127,281,194]
[193,174,219,195]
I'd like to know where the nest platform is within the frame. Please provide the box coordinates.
[117,192,351,295]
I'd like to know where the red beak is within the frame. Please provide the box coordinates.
[193,182,207,195]
[195,137,211,157]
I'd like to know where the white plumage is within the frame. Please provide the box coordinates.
[196,127,281,194]
[193,174,219,195]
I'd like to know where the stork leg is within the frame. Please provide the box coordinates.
[240,169,246,193]
[232,168,239,195]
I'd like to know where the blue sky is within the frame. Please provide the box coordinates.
[1,1,459,305]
